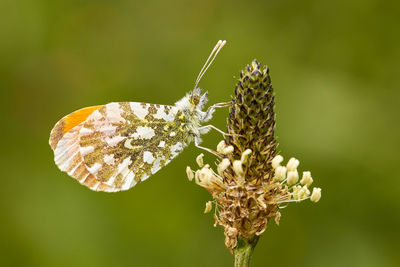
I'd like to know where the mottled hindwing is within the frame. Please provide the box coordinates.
[76,102,189,192]
[51,105,118,192]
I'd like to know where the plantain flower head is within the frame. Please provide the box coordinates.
[187,60,322,252]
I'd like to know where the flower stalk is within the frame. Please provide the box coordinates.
[234,237,259,267]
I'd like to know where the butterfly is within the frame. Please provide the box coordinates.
[49,40,227,192]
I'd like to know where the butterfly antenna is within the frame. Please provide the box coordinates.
[193,40,226,90]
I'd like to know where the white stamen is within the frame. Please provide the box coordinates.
[218,158,230,176]
[272,155,284,169]
[287,157,300,171]
[232,160,244,176]
[287,170,299,185]
[300,171,313,187]
[310,187,322,202]
[222,145,234,155]
[274,166,287,181]
[299,185,310,199]
[186,166,194,181]
[216,140,227,154]
[196,153,204,167]
[241,149,252,164]
[204,201,213,213]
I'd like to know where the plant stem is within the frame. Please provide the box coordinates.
[234,236,259,267]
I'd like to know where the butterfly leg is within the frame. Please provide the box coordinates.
[194,137,222,158]
[210,101,231,109]
[202,102,231,122]
[195,143,223,158]
[199,125,239,137]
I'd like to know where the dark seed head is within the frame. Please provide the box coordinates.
[226,61,277,183]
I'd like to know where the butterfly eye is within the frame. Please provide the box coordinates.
[190,95,200,106]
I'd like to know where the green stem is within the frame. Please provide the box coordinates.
[234,236,259,267]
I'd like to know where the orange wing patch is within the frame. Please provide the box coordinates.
[49,105,102,150]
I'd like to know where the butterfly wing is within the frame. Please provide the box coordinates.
[53,102,190,192]
[49,105,102,150]
[50,105,117,192]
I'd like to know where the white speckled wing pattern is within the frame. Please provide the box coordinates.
[53,123,116,192]
[78,102,189,191]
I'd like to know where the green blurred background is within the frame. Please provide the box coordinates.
[1,0,399,266]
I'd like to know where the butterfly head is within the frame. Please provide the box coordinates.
[175,88,208,114]
[189,88,208,109]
